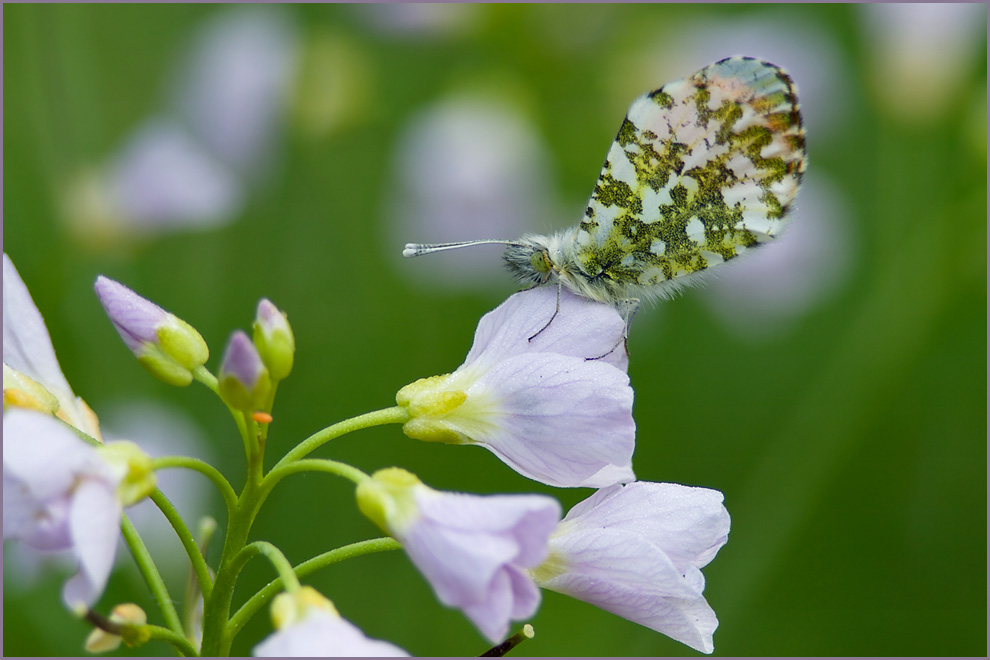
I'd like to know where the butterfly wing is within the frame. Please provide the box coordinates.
[572,56,807,300]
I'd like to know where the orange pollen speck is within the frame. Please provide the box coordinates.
[252,412,273,424]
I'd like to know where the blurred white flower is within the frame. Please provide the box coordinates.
[860,3,986,123]
[397,287,636,488]
[388,97,564,290]
[4,252,107,601]
[533,482,730,654]
[357,468,560,643]
[254,587,409,657]
[3,253,102,440]
[355,3,479,39]
[4,409,123,610]
[107,119,243,232]
[63,6,298,244]
[8,265,212,582]
[167,5,298,180]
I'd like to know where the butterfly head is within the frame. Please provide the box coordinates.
[503,235,557,287]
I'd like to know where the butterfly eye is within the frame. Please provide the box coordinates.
[529,249,552,275]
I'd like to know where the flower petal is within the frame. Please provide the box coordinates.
[461,564,541,642]
[2,410,101,502]
[2,254,73,400]
[465,287,628,371]
[562,483,730,570]
[109,118,243,228]
[170,6,297,178]
[460,352,636,488]
[542,527,717,653]
[390,487,559,643]
[62,478,122,609]
[3,255,100,437]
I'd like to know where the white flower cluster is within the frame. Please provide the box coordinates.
[3,255,157,612]
[356,286,731,654]
[3,251,730,655]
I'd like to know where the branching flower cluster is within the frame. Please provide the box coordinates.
[3,251,729,656]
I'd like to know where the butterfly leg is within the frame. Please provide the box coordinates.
[584,297,640,360]
[618,297,640,355]
[527,281,562,342]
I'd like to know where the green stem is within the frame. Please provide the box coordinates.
[198,407,407,655]
[227,537,402,639]
[153,456,238,518]
[198,452,266,656]
[120,515,184,637]
[149,489,214,601]
[145,624,199,657]
[193,365,247,442]
[261,458,370,500]
[233,541,301,593]
[192,365,219,394]
[239,410,257,470]
[272,406,410,470]
[184,517,217,649]
[256,380,278,444]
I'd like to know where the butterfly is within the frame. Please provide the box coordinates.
[404,56,807,334]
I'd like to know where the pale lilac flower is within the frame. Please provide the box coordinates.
[532,482,730,654]
[3,253,102,439]
[397,286,636,488]
[218,330,271,411]
[169,5,298,180]
[861,3,986,123]
[107,118,243,231]
[3,409,123,611]
[388,97,563,291]
[254,587,408,657]
[61,6,297,242]
[356,3,479,39]
[94,275,209,386]
[357,468,561,642]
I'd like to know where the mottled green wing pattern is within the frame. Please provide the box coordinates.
[573,56,807,299]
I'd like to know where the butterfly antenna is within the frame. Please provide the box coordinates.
[402,239,521,258]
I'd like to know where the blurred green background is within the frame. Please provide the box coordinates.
[3,4,986,657]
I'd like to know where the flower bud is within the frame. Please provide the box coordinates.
[94,276,209,386]
[84,603,149,653]
[98,441,157,506]
[218,330,271,411]
[396,375,472,444]
[270,586,338,631]
[355,467,423,534]
[255,586,409,657]
[252,298,294,381]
